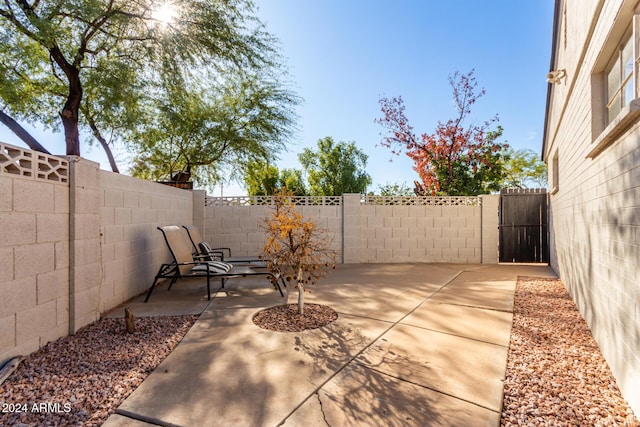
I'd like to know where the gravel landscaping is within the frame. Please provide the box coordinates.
[501,277,639,426]
[0,276,638,426]
[253,303,338,332]
[0,315,196,426]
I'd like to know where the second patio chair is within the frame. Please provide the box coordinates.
[145,226,285,302]
[182,224,266,267]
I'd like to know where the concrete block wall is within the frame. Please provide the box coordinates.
[481,195,499,264]
[98,169,194,315]
[0,142,502,366]
[1,145,196,362]
[68,157,102,333]
[358,204,484,263]
[205,195,499,265]
[203,203,343,260]
[543,0,640,415]
[0,155,70,363]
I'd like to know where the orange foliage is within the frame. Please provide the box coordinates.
[262,190,337,289]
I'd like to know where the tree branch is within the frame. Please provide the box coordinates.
[0,109,51,154]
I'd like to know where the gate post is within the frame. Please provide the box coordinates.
[342,194,361,263]
[67,157,102,334]
[479,195,499,264]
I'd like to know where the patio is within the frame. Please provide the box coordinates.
[102,262,556,426]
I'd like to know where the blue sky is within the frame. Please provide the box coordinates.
[0,1,555,195]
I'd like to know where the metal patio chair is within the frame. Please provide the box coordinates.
[182,224,267,267]
[145,226,285,302]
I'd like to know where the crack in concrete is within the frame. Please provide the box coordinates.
[316,391,331,427]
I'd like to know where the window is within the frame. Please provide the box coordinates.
[589,6,640,158]
[605,33,635,124]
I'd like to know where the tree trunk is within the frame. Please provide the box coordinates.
[124,308,135,334]
[0,111,51,154]
[60,94,82,156]
[296,266,305,315]
[49,46,82,156]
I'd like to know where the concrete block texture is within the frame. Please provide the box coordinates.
[0,276,37,317]
[36,269,68,304]
[0,314,15,356]
[14,242,55,279]
[543,0,640,415]
[12,179,54,213]
[16,299,57,346]
[0,212,36,246]
[0,176,12,211]
[0,247,13,282]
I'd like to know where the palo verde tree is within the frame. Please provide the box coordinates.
[376,70,508,195]
[0,0,281,171]
[128,66,299,188]
[262,190,337,315]
[298,136,372,196]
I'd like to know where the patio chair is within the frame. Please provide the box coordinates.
[145,226,285,302]
[182,224,266,267]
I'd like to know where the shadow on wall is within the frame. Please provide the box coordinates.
[553,134,640,410]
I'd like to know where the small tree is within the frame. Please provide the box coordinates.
[262,191,336,315]
[376,70,508,195]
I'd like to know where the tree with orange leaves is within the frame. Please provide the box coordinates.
[262,190,337,315]
[376,70,508,195]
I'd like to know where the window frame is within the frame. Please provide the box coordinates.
[604,27,635,125]
[589,8,640,159]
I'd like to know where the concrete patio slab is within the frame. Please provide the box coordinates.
[283,363,499,427]
[115,309,392,426]
[105,263,556,426]
[355,323,508,412]
[402,301,514,346]
[102,277,212,318]
[101,413,155,427]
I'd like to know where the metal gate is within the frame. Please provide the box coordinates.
[499,188,549,263]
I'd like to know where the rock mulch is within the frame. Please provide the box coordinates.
[0,315,196,426]
[501,276,639,426]
[252,303,338,332]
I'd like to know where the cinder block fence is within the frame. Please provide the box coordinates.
[0,142,499,364]
[204,194,499,264]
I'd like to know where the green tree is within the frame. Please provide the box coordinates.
[244,161,307,196]
[0,0,280,167]
[374,182,414,196]
[244,161,281,196]
[128,68,299,188]
[298,137,372,196]
[500,147,547,189]
[376,70,508,195]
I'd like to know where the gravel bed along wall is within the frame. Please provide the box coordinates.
[0,315,196,426]
[501,277,639,426]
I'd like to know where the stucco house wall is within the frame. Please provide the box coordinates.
[543,0,640,414]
